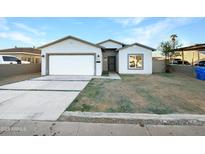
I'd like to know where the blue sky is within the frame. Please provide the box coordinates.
[0,17,205,49]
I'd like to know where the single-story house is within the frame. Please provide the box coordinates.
[39,35,155,76]
[0,47,41,64]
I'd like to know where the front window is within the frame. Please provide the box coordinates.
[128,54,143,69]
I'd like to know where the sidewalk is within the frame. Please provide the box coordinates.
[0,120,205,136]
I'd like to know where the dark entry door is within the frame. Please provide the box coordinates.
[108,56,116,72]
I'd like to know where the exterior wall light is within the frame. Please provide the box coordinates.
[96,54,101,63]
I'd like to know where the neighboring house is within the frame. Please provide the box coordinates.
[0,47,41,64]
[152,50,164,60]
[174,43,205,65]
[39,35,155,76]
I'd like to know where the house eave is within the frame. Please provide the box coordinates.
[117,43,156,51]
[97,39,126,46]
[38,35,103,49]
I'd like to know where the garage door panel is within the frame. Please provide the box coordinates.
[49,55,94,75]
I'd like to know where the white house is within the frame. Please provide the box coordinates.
[39,35,155,76]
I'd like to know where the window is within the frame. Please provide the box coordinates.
[3,56,19,62]
[128,54,143,69]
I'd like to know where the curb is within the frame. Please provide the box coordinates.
[58,111,205,126]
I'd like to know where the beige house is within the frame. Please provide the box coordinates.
[174,43,205,65]
[0,47,41,63]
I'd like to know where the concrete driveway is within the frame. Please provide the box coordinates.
[0,76,91,121]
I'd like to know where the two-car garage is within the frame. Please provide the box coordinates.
[40,36,102,76]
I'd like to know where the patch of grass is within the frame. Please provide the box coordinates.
[67,105,81,111]
[146,105,173,114]
[68,103,93,112]
[66,98,80,111]
[136,87,160,104]
[136,87,174,114]
[168,95,205,113]
[67,79,106,112]
[105,96,135,113]
[159,72,175,77]
[67,73,205,114]
[117,96,135,113]
[80,79,105,100]
[106,108,118,112]
[81,104,92,112]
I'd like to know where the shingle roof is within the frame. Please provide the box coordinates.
[0,47,41,54]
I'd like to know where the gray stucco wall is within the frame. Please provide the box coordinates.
[102,50,118,72]
[0,64,41,77]
[170,65,195,77]
[152,60,196,76]
[152,59,165,73]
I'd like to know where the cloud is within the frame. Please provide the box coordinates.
[0,17,9,30]
[120,18,194,47]
[113,17,145,27]
[0,18,48,46]
[14,22,46,36]
[0,18,33,44]
[0,31,32,44]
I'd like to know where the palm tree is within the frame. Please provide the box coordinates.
[170,34,178,43]
[170,34,178,50]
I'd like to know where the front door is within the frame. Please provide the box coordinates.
[108,56,116,72]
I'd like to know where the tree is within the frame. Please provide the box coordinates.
[170,34,182,57]
[159,41,173,60]
[158,35,182,73]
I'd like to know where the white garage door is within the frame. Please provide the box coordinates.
[49,55,95,75]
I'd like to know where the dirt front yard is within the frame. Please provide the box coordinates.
[67,73,205,114]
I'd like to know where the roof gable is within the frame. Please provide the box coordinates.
[97,39,126,46]
[118,42,156,51]
[38,35,102,49]
[97,39,126,49]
